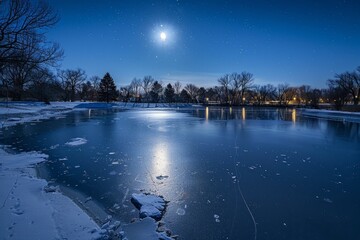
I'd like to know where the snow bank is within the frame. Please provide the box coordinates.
[0,147,102,240]
[0,101,81,128]
[300,108,360,123]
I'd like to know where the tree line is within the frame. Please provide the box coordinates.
[0,0,359,110]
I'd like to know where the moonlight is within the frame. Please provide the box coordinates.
[160,32,167,41]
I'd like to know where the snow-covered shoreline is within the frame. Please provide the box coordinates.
[0,101,81,128]
[0,101,185,240]
[0,147,102,240]
[0,101,197,128]
[299,108,360,123]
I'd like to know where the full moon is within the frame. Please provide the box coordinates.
[160,32,167,41]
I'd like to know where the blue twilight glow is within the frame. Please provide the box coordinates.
[47,0,360,88]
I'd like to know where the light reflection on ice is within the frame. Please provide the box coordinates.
[151,142,169,177]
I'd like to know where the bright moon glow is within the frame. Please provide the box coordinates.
[160,32,167,41]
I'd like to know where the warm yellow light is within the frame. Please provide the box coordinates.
[242,107,246,120]
[292,109,296,123]
[205,106,209,121]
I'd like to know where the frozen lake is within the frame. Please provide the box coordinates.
[1,107,360,239]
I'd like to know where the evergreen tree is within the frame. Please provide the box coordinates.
[180,89,191,103]
[164,83,175,103]
[149,81,163,103]
[99,72,117,103]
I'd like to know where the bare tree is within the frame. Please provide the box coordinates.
[239,71,254,104]
[142,75,154,101]
[0,0,60,68]
[327,81,349,110]
[58,68,86,101]
[27,68,59,102]
[218,74,232,104]
[229,72,242,104]
[174,81,182,95]
[276,84,290,105]
[184,84,199,103]
[0,0,62,100]
[173,81,182,102]
[90,76,100,91]
[254,84,276,104]
[89,76,101,100]
[130,78,142,101]
[328,71,360,105]
[119,85,131,102]
[3,34,62,100]
[298,85,312,105]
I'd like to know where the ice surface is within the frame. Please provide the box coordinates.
[122,217,167,240]
[176,208,186,215]
[156,175,169,180]
[0,101,195,129]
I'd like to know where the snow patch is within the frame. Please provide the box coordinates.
[0,147,101,240]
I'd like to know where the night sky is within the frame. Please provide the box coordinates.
[47,0,360,88]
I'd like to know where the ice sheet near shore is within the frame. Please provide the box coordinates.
[0,101,195,239]
[300,108,360,123]
[0,147,102,240]
[0,101,197,128]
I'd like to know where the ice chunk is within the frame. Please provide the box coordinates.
[131,193,166,221]
[65,138,87,146]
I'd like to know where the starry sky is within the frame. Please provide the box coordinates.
[47,0,360,88]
